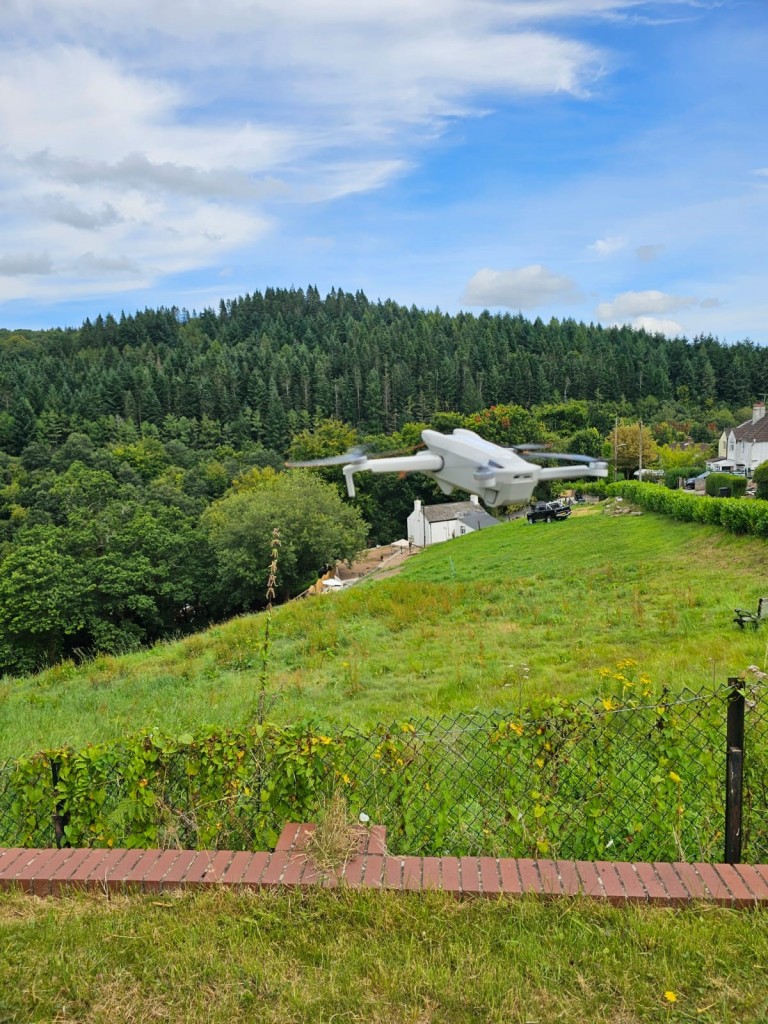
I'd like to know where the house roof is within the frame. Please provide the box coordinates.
[731,415,768,444]
[421,501,484,523]
[457,509,500,530]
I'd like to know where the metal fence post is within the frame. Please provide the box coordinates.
[725,677,745,864]
[50,757,70,850]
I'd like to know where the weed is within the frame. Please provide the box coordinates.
[255,527,280,724]
[303,790,360,874]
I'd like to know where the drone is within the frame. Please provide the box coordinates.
[286,428,608,508]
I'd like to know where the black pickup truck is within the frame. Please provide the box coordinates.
[526,500,571,524]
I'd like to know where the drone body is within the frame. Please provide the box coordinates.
[288,427,608,508]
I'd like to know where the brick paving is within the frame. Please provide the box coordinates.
[2,825,768,906]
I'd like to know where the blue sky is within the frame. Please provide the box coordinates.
[1,0,766,341]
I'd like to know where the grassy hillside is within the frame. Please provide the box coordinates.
[2,505,767,758]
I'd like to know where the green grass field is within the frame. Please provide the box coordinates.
[2,506,768,759]
[2,888,767,1023]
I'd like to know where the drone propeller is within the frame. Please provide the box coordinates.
[509,442,548,452]
[285,446,368,468]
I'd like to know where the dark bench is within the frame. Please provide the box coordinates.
[734,597,768,630]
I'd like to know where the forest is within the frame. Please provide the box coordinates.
[0,285,763,675]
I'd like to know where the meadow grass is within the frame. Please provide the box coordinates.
[2,506,768,758]
[1,888,767,1023]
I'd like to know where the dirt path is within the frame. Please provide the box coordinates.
[338,544,418,582]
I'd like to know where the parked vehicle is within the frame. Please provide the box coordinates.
[526,500,571,524]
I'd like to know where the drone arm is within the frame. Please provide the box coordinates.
[537,462,608,482]
[342,452,444,497]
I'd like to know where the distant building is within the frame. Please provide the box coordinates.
[406,496,500,548]
[721,402,768,476]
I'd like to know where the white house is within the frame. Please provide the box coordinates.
[721,402,768,476]
[406,496,500,548]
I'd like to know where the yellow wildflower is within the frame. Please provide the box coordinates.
[401,723,416,733]
[602,698,615,711]
[669,771,682,784]
[663,991,677,1003]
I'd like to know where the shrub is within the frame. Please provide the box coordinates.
[754,461,768,500]
[705,472,747,498]
[663,467,702,490]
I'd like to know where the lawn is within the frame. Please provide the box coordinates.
[2,888,767,1023]
[2,507,767,759]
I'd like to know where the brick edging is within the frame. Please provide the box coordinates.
[2,826,767,907]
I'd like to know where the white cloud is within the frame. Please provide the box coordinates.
[0,10,606,307]
[0,0,743,313]
[463,265,580,308]
[596,289,696,320]
[587,235,626,256]
[631,316,684,336]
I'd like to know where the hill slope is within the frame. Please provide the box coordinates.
[2,505,767,758]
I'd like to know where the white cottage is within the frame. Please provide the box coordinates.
[722,402,768,476]
[406,496,500,548]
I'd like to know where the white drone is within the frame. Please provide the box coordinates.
[287,428,608,508]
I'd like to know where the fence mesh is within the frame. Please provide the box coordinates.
[1,682,766,863]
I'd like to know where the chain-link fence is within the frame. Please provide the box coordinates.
[1,681,766,863]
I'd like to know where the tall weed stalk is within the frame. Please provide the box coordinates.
[255,527,280,725]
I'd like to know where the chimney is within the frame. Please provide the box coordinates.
[414,499,422,511]
[469,494,479,505]
[753,402,765,424]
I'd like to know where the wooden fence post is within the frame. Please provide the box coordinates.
[725,677,745,864]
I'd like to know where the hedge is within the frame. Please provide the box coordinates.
[705,473,747,498]
[607,481,768,537]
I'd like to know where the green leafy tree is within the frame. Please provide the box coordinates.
[203,470,368,612]
[0,528,90,672]
[287,419,359,463]
[605,423,660,479]
[564,427,603,458]
[657,445,707,471]
[463,404,545,447]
